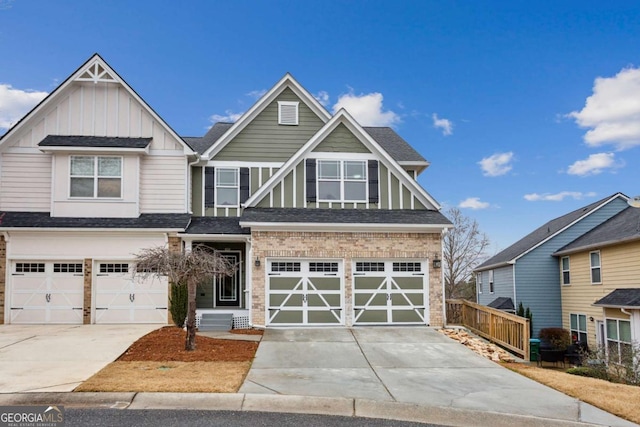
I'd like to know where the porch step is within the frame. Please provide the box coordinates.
[199,313,233,331]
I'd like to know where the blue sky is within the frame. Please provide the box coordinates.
[1,1,640,253]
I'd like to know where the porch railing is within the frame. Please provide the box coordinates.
[446,299,530,360]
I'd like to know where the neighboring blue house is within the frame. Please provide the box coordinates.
[474,193,629,337]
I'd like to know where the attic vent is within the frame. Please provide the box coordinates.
[75,62,116,83]
[278,101,299,125]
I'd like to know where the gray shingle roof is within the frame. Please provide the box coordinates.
[554,206,640,255]
[363,127,427,163]
[38,135,152,149]
[184,123,427,164]
[240,208,451,225]
[487,297,515,311]
[476,193,626,270]
[0,212,190,229]
[593,288,640,308]
[183,123,233,154]
[185,217,250,235]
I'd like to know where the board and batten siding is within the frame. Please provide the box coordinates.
[477,265,514,306]
[0,153,51,211]
[561,240,640,348]
[514,196,629,337]
[139,156,187,213]
[214,88,325,162]
[5,82,182,151]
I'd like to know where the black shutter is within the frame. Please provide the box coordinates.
[306,159,317,203]
[240,167,250,203]
[368,160,379,203]
[204,167,215,208]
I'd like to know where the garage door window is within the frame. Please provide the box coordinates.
[99,263,129,273]
[53,263,83,273]
[309,262,339,272]
[393,262,422,272]
[271,262,301,273]
[15,263,45,273]
[355,262,385,272]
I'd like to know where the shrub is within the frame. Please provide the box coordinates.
[566,366,609,381]
[169,283,188,327]
[539,327,571,350]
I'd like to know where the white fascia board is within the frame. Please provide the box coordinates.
[238,221,451,233]
[39,146,149,154]
[0,54,194,156]
[178,233,250,242]
[0,227,186,233]
[512,192,630,263]
[207,160,284,168]
[204,73,331,159]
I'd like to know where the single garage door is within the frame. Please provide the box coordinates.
[95,262,168,324]
[267,259,343,326]
[10,261,84,324]
[353,260,428,325]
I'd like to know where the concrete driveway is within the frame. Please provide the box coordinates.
[240,327,637,426]
[0,324,159,393]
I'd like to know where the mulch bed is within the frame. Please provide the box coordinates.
[117,326,259,363]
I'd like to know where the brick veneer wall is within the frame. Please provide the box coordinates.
[83,258,92,324]
[250,231,443,327]
[0,235,5,324]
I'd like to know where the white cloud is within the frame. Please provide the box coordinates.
[567,152,621,176]
[478,152,514,177]
[209,110,243,123]
[0,84,48,130]
[314,90,329,107]
[246,89,267,99]
[332,92,401,127]
[432,113,453,135]
[459,197,490,210]
[568,67,640,150]
[524,191,597,202]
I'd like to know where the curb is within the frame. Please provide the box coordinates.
[0,392,613,427]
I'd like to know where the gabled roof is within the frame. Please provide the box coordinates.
[183,123,234,154]
[0,53,194,155]
[184,217,249,235]
[0,212,190,230]
[243,108,442,210]
[475,193,628,271]
[593,288,640,309]
[363,127,429,165]
[39,135,151,149]
[554,206,640,256]
[202,73,331,158]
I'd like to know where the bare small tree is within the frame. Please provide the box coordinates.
[133,245,236,351]
[443,207,490,299]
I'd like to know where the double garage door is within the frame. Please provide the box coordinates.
[9,261,167,324]
[266,259,428,326]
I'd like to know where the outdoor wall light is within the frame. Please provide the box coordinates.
[255,257,261,267]
[589,316,594,322]
[432,255,442,269]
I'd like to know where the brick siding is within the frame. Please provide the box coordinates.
[0,235,5,324]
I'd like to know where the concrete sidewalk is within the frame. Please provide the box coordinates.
[239,327,637,427]
[0,324,159,393]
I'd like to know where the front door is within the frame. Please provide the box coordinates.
[215,253,241,307]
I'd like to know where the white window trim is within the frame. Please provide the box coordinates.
[561,256,571,286]
[605,317,632,364]
[590,250,602,285]
[317,159,368,203]
[477,272,483,294]
[69,155,123,199]
[215,167,240,208]
[278,101,299,125]
[488,270,494,294]
[569,313,587,343]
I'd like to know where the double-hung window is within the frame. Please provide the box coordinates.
[488,270,494,293]
[70,156,122,198]
[569,313,587,343]
[561,257,570,285]
[317,160,366,202]
[590,251,601,284]
[216,168,239,206]
[606,318,632,364]
[477,273,483,294]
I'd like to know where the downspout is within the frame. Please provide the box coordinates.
[187,154,209,214]
[2,232,9,324]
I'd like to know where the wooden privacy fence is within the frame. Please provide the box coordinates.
[446,299,530,360]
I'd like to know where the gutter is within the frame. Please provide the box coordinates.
[554,235,640,257]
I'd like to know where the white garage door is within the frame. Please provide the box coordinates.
[353,260,428,325]
[94,262,168,324]
[10,261,84,324]
[267,259,344,326]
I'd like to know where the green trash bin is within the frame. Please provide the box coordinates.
[530,338,540,362]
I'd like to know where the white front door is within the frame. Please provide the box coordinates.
[10,261,84,324]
